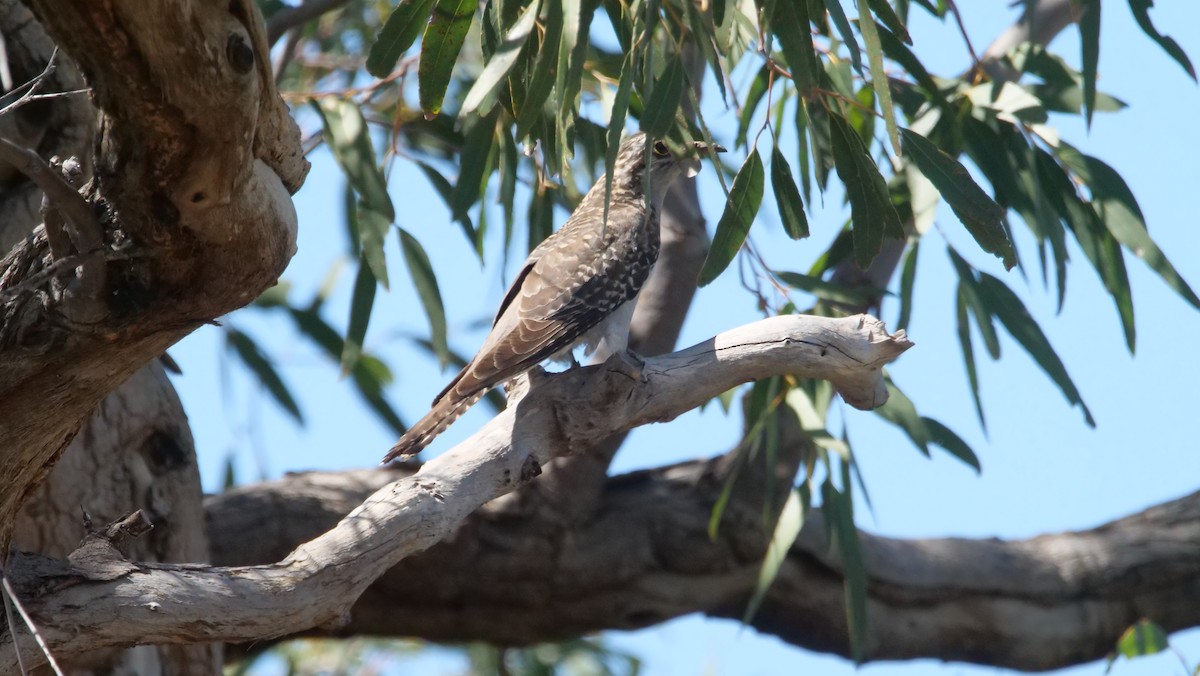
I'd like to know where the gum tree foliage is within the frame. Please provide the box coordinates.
[216,0,1200,670]
[2,0,1196,672]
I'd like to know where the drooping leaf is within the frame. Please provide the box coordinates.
[515,0,563,138]
[955,287,987,431]
[641,52,685,139]
[896,240,917,331]
[976,272,1095,426]
[700,148,765,286]
[823,0,864,75]
[770,146,809,239]
[744,489,806,623]
[1077,0,1100,126]
[867,0,911,44]
[766,0,819,95]
[451,110,498,221]
[682,0,728,102]
[367,0,437,78]
[901,128,1015,269]
[313,98,395,221]
[1127,0,1196,81]
[227,329,303,423]
[460,0,542,117]
[828,110,903,268]
[923,417,981,473]
[874,22,937,98]
[415,161,476,250]
[875,378,930,456]
[824,470,868,663]
[776,271,878,306]
[948,249,1001,359]
[356,203,391,288]
[399,229,449,366]
[1056,144,1200,310]
[857,0,901,155]
[603,52,636,226]
[340,260,377,376]
[555,0,594,169]
[419,0,476,115]
[736,65,771,150]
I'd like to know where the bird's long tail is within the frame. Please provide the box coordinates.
[381,390,486,463]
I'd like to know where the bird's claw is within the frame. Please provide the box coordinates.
[604,349,648,383]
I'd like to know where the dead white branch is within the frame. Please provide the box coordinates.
[1,314,909,672]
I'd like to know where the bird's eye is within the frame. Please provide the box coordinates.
[652,140,669,157]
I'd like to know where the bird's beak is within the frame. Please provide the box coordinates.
[683,141,725,177]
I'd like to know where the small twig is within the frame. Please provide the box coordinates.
[945,0,983,73]
[0,140,98,254]
[1,574,65,676]
[0,48,59,116]
[266,0,354,47]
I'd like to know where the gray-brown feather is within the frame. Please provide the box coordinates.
[386,132,689,461]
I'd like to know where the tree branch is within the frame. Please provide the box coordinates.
[1,314,909,672]
[0,0,308,552]
[206,464,1200,672]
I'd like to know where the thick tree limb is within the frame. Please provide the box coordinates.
[0,0,307,552]
[0,314,909,672]
[207,465,1200,672]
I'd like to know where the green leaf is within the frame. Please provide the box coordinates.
[419,0,476,115]
[341,260,377,376]
[824,470,868,663]
[776,271,878,306]
[515,0,563,138]
[975,272,1095,427]
[1078,0,1100,127]
[744,488,806,623]
[1127,0,1196,81]
[857,0,901,155]
[460,0,541,117]
[699,148,765,286]
[1116,618,1171,658]
[227,329,303,423]
[770,147,809,239]
[736,65,771,150]
[828,110,903,268]
[875,378,930,456]
[603,52,635,226]
[955,286,987,430]
[949,249,1001,359]
[766,0,819,95]
[1056,144,1200,310]
[399,229,449,367]
[451,110,498,221]
[367,0,437,78]
[313,98,395,221]
[356,204,391,288]
[867,0,911,44]
[896,240,917,331]
[415,161,476,249]
[824,0,864,75]
[641,52,685,139]
[923,417,981,473]
[901,128,1015,269]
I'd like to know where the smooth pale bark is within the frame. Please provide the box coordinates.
[1,315,910,672]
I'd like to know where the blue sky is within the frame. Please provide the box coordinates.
[171,2,1200,674]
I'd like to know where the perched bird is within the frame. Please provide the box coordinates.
[383,132,721,463]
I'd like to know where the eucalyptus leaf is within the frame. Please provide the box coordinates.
[700,148,765,286]
[419,0,476,115]
[367,0,437,78]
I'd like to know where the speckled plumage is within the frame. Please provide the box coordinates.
[383,133,713,462]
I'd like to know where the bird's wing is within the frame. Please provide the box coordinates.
[438,203,654,403]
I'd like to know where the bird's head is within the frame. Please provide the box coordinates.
[610,132,725,199]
